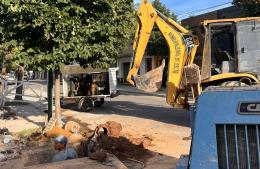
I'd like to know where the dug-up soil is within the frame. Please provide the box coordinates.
[0,116,157,169]
[67,116,155,164]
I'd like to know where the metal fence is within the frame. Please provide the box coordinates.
[0,77,45,108]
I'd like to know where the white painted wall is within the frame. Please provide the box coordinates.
[109,68,119,94]
[140,56,154,75]
[117,55,155,80]
[117,57,131,79]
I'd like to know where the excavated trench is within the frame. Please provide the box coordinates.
[0,116,155,168]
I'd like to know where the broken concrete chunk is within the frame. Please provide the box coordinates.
[0,153,7,162]
[106,153,128,169]
[68,134,84,144]
[64,121,80,134]
[3,138,11,144]
[2,135,13,144]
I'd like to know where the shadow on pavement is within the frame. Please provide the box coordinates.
[62,100,190,127]
[2,101,46,127]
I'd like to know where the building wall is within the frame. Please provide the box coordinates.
[34,71,47,79]
[117,56,130,80]
[117,55,158,83]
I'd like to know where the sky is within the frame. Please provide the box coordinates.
[134,0,232,20]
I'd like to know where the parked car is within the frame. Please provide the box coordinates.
[6,71,16,85]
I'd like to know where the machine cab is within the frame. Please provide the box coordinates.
[201,18,260,84]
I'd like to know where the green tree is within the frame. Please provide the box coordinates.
[147,0,177,57]
[0,0,134,126]
[233,0,260,17]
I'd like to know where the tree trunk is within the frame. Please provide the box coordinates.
[0,57,6,76]
[14,64,24,100]
[0,53,7,93]
[0,55,4,93]
[54,70,62,127]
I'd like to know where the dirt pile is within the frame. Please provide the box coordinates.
[98,135,154,162]
[78,120,154,164]
[0,149,20,162]
[124,134,153,149]
[97,121,122,137]
[0,117,155,168]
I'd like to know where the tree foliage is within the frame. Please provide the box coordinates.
[147,0,177,57]
[0,0,135,124]
[233,0,260,17]
[0,0,135,71]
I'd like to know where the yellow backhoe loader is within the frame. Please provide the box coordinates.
[127,0,260,108]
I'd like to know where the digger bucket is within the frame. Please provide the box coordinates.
[133,60,165,93]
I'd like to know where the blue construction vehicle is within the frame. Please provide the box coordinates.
[177,86,260,169]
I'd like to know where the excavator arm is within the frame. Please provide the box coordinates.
[127,0,157,86]
[127,0,199,106]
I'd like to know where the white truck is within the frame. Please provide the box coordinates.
[61,64,119,111]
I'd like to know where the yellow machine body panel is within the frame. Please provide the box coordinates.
[202,73,259,83]
[127,0,157,86]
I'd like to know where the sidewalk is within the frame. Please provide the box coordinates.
[117,84,166,97]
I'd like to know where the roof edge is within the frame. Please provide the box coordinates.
[203,17,260,25]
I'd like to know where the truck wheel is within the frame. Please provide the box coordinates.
[94,98,105,107]
[78,97,94,112]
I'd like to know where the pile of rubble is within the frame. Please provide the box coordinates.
[0,128,21,162]
[0,117,154,168]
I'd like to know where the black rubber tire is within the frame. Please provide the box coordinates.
[78,97,94,112]
[94,98,105,107]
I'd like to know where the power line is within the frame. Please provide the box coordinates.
[178,2,232,16]
[176,2,232,19]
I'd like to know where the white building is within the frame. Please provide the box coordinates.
[117,48,164,83]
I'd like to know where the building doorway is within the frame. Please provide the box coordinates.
[123,62,130,83]
[145,58,152,72]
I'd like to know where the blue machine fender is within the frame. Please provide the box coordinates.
[189,87,260,169]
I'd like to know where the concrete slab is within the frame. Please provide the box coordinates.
[0,159,24,169]
[24,158,113,169]
[145,154,177,169]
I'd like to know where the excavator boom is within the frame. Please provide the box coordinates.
[127,0,157,87]
[127,0,199,106]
